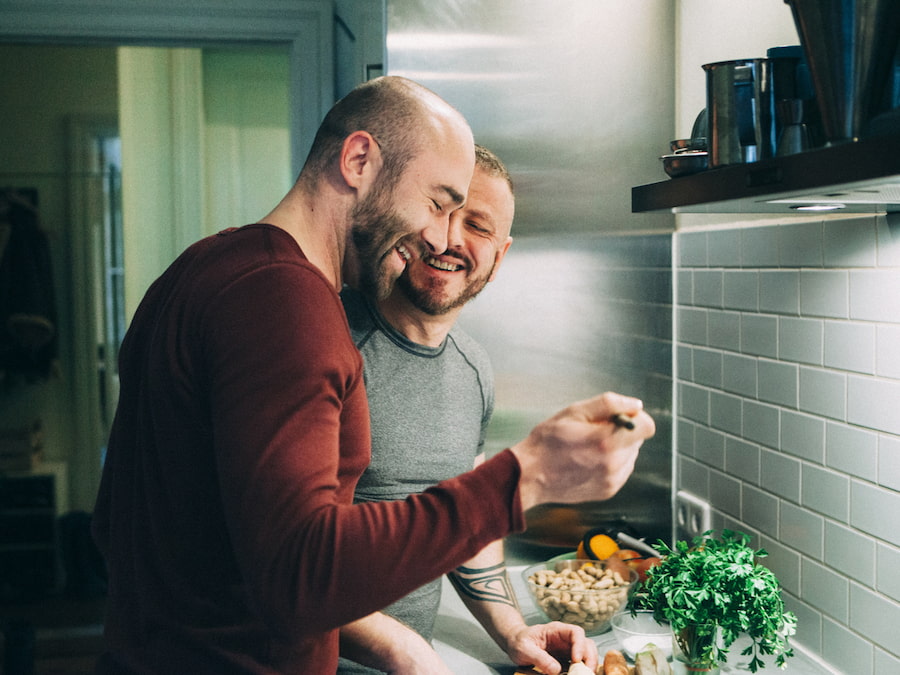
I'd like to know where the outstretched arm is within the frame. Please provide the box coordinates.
[448,456,598,675]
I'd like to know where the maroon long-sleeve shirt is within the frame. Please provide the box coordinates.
[92,224,524,673]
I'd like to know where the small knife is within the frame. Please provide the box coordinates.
[612,413,635,430]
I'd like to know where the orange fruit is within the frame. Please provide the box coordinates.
[579,530,619,560]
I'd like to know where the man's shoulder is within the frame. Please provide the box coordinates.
[177,224,313,284]
[446,325,491,372]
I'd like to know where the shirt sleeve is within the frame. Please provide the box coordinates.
[204,262,525,637]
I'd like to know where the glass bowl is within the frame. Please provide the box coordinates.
[610,609,673,660]
[522,559,637,635]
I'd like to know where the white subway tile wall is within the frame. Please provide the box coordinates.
[675,215,900,674]
[461,233,675,547]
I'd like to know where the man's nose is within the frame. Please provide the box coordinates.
[419,215,451,254]
[445,215,465,251]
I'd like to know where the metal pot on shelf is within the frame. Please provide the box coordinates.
[702,58,778,167]
[785,0,900,143]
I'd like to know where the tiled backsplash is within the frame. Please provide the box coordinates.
[461,232,674,546]
[675,215,900,674]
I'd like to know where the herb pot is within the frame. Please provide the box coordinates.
[671,623,720,675]
[633,530,796,673]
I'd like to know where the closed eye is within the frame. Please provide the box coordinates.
[462,207,496,236]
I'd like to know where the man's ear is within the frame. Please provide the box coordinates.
[339,131,382,189]
[487,236,513,283]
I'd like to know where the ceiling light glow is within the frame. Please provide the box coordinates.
[790,204,847,211]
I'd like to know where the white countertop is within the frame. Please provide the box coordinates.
[431,565,841,675]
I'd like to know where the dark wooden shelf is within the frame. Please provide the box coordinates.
[632,132,900,215]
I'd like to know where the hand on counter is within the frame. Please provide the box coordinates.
[504,621,599,675]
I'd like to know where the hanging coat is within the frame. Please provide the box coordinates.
[0,188,59,383]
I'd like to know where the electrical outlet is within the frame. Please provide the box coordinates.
[675,490,711,540]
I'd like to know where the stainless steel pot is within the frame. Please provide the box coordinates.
[785,0,900,143]
[703,58,777,167]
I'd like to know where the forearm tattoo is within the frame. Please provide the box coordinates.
[448,562,519,609]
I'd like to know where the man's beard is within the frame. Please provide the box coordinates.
[350,182,411,301]
[396,253,495,316]
[349,179,496,313]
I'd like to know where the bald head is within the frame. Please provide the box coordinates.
[300,76,473,193]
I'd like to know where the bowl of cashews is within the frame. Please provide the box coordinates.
[523,558,637,636]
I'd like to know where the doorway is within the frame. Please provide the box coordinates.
[0,4,334,664]
[1,42,297,519]
[0,0,333,514]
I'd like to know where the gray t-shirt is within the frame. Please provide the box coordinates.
[337,288,494,675]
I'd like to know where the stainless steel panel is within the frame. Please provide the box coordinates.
[458,232,673,553]
[386,1,675,551]
[386,0,676,235]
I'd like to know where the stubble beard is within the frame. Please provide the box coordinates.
[350,183,410,301]
[349,178,496,314]
[396,255,494,316]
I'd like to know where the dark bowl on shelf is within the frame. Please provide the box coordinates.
[661,151,709,178]
[669,137,707,153]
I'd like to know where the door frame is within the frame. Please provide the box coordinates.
[0,0,334,510]
[66,114,120,511]
[0,0,333,178]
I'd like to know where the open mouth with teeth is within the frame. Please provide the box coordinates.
[396,243,412,264]
[423,254,464,272]
[396,244,464,273]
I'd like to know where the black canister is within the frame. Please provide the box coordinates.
[767,45,823,154]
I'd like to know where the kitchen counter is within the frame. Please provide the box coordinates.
[432,564,841,674]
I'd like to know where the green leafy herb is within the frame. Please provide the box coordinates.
[631,529,796,672]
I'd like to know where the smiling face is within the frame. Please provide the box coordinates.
[350,122,474,301]
[390,163,515,316]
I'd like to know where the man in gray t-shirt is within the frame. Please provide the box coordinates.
[339,287,493,649]
[337,147,598,675]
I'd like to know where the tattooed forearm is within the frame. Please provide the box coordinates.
[448,562,519,608]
